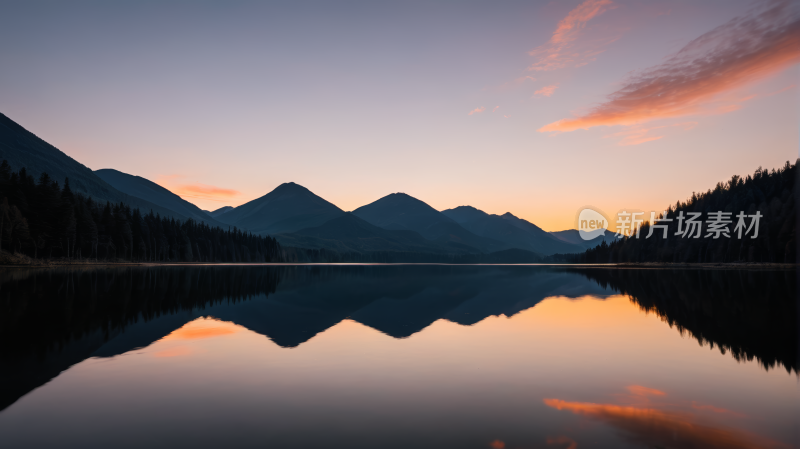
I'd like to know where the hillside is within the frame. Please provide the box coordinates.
[276,213,463,254]
[0,113,189,221]
[441,206,586,255]
[207,206,233,218]
[353,193,504,253]
[565,161,797,263]
[550,229,618,251]
[95,169,225,227]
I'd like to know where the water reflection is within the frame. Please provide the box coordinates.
[545,387,788,449]
[0,265,796,448]
[578,268,797,372]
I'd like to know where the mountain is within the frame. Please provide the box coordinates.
[352,193,504,253]
[215,182,345,235]
[439,205,488,223]
[94,169,225,227]
[441,206,586,255]
[206,206,233,218]
[0,113,190,221]
[550,229,619,251]
[276,213,463,254]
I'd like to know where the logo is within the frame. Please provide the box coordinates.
[573,207,763,241]
[577,207,611,241]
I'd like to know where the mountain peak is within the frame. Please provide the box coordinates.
[213,181,343,234]
[440,206,489,224]
[274,182,308,191]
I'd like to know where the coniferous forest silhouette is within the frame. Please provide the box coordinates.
[546,161,797,264]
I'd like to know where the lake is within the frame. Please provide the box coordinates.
[0,265,796,448]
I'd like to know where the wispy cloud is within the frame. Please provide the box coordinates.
[605,122,697,146]
[492,105,500,112]
[468,106,486,115]
[490,75,537,92]
[627,385,666,397]
[529,0,618,71]
[534,84,559,97]
[157,175,241,202]
[540,0,800,133]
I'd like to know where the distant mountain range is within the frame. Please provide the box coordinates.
[442,205,590,255]
[353,193,505,253]
[205,206,233,218]
[550,229,618,251]
[0,112,597,257]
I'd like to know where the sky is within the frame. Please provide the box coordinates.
[1,0,798,231]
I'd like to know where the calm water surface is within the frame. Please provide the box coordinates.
[0,266,797,448]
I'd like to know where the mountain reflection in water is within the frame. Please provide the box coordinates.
[0,265,795,448]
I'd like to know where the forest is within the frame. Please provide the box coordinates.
[0,161,282,262]
[547,160,797,264]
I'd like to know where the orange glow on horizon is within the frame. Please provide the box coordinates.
[161,318,241,341]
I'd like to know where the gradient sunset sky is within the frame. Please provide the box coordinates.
[1,0,797,231]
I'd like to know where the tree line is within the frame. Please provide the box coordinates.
[547,160,797,263]
[0,161,282,262]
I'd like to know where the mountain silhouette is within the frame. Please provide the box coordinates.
[353,193,504,253]
[550,229,618,250]
[216,182,345,234]
[441,206,585,255]
[94,169,225,227]
[206,206,234,217]
[0,113,192,222]
[276,213,462,254]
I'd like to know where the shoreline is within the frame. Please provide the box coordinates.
[0,260,795,270]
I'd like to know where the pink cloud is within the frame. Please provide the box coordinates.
[468,106,486,115]
[492,105,499,112]
[529,0,618,71]
[534,85,559,97]
[540,0,800,133]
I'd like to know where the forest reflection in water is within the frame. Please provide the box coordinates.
[0,265,796,449]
